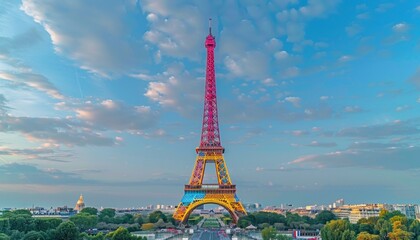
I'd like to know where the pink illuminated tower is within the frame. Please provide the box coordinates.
[173,19,247,224]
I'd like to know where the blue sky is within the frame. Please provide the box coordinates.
[1,0,420,208]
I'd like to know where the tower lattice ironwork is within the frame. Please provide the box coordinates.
[173,19,247,224]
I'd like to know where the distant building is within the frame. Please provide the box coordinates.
[333,204,391,223]
[74,194,85,212]
[392,204,418,219]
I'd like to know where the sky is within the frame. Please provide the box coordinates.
[0,0,420,209]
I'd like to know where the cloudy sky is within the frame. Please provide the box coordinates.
[1,0,420,209]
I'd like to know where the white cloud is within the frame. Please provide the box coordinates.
[0,71,63,99]
[261,78,277,86]
[274,50,289,60]
[285,96,301,107]
[320,96,329,101]
[338,55,353,63]
[344,106,362,113]
[144,64,203,117]
[57,99,159,131]
[392,23,409,33]
[21,0,150,76]
[395,105,409,112]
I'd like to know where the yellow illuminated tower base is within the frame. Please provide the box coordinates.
[173,150,247,223]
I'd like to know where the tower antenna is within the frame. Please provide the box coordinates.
[209,18,212,35]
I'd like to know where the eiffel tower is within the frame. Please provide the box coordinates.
[173,19,247,224]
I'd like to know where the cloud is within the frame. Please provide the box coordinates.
[338,55,353,63]
[21,0,150,76]
[306,141,337,147]
[343,106,362,113]
[57,99,159,131]
[392,23,409,33]
[337,120,420,139]
[395,105,409,112]
[0,163,95,185]
[375,3,394,13]
[0,30,64,100]
[289,144,420,170]
[0,72,63,99]
[0,145,70,163]
[144,64,203,117]
[285,96,301,107]
[408,68,420,89]
[346,24,362,36]
[0,95,116,146]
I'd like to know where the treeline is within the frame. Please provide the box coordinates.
[321,210,420,240]
[238,210,336,230]
[0,208,176,240]
[254,209,420,240]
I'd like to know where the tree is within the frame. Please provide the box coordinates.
[262,226,277,240]
[99,208,116,222]
[32,218,62,232]
[106,227,134,240]
[315,211,336,224]
[409,220,420,239]
[140,223,154,231]
[23,231,46,240]
[81,207,98,216]
[12,210,31,216]
[148,211,167,223]
[70,213,98,231]
[0,233,10,240]
[374,219,392,240]
[276,235,293,240]
[322,219,356,240]
[55,221,79,240]
[357,232,380,240]
[388,221,413,240]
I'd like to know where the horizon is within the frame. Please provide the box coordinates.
[1,1,420,208]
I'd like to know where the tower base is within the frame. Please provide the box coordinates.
[173,185,246,224]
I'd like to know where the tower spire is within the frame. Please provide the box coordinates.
[199,17,222,153]
[209,18,212,35]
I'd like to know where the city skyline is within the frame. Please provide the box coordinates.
[1,0,420,208]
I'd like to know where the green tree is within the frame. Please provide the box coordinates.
[322,219,356,240]
[12,210,31,216]
[106,227,134,240]
[409,220,420,239]
[32,218,62,232]
[70,213,98,231]
[357,232,380,240]
[276,234,293,240]
[262,226,277,240]
[0,219,10,233]
[81,207,98,216]
[374,218,392,240]
[0,233,10,240]
[55,221,79,240]
[99,208,116,222]
[315,210,337,224]
[23,231,46,240]
[148,211,167,223]
[8,215,32,232]
[9,230,24,240]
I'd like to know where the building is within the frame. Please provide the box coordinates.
[333,204,390,223]
[392,204,418,219]
[74,194,85,212]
